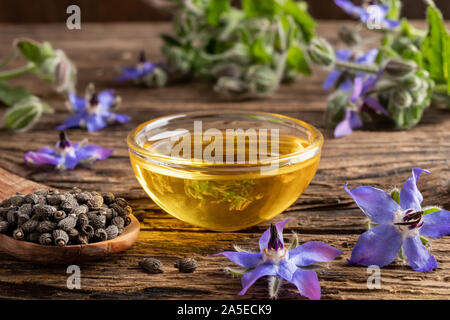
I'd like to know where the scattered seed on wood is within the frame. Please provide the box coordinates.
[175,258,198,273]
[140,258,163,274]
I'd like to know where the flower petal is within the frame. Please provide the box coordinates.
[98,89,116,108]
[336,49,353,61]
[36,146,56,155]
[289,241,343,267]
[420,210,450,239]
[259,219,290,253]
[113,113,131,124]
[399,168,430,211]
[349,224,402,267]
[356,49,378,65]
[364,96,388,115]
[76,144,113,162]
[213,251,262,269]
[56,114,83,131]
[338,78,353,92]
[238,264,277,296]
[323,70,342,90]
[24,151,60,166]
[334,110,362,139]
[345,184,398,224]
[402,236,437,272]
[86,114,107,132]
[68,93,86,112]
[350,76,364,102]
[277,260,298,282]
[291,269,321,300]
[63,152,79,170]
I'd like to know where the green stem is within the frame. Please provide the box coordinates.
[433,84,448,94]
[0,63,36,81]
[335,60,379,74]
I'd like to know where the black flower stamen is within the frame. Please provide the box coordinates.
[59,131,70,149]
[89,93,99,106]
[268,224,283,251]
[394,211,423,226]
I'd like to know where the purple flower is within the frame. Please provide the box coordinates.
[346,168,450,272]
[323,48,378,91]
[214,220,342,299]
[116,51,156,82]
[334,72,387,138]
[335,0,399,29]
[56,83,130,132]
[24,131,113,170]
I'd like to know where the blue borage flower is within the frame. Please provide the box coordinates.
[346,168,450,272]
[334,71,388,138]
[335,0,400,29]
[56,83,130,132]
[24,131,113,170]
[323,48,378,91]
[116,51,156,82]
[214,219,342,299]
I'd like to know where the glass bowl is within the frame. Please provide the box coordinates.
[127,111,323,231]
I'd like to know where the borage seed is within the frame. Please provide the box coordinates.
[105,225,119,240]
[174,258,198,273]
[139,258,163,274]
[39,233,53,245]
[53,229,69,246]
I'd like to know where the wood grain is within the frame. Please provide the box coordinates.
[0,22,448,300]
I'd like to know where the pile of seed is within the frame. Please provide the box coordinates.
[0,188,132,246]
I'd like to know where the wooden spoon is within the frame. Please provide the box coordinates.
[0,168,140,264]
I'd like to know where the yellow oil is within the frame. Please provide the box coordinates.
[129,133,320,231]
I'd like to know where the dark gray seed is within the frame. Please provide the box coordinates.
[37,221,57,233]
[53,210,67,221]
[24,193,40,205]
[21,219,39,233]
[18,203,33,216]
[27,232,41,243]
[75,192,92,204]
[0,221,9,233]
[10,195,25,206]
[17,212,30,225]
[77,213,89,227]
[71,204,88,216]
[67,228,79,241]
[124,216,132,227]
[102,192,115,205]
[88,214,106,229]
[77,234,89,244]
[81,224,94,238]
[53,229,69,246]
[34,189,50,197]
[139,258,163,274]
[105,225,119,240]
[7,209,17,224]
[13,228,25,240]
[174,258,198,273]
[87,192,104,210]
[58,215,77,231]
[39,233,53,245]
[111,216,125,229]
[94,228,108,242]
[114,198,128,208]
[46,194,66,206]
[34,205,56,219]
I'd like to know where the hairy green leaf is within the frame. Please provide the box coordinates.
[286,44,311,75]
[207,0,230,26]
[0,81,32,106]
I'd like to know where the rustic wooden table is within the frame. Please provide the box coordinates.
[0,22,449,300]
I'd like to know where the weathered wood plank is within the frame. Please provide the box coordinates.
[0,22,449,300]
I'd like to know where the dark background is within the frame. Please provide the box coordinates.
[0,0,448,23]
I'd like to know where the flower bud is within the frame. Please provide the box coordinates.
[307,38,336,67]
[142,67,168,88]
[245,65,278,94]
[402,74,422,91]
[2,96,53,132]
[392,89,413,109]
[214,77,248,98]
[383,59,417,79]
[211,62,243,78]
[162,46,192,77]
[338,26,361,47]
[325,90,349,129]
[222,43,251,65]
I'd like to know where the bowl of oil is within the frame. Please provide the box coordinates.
[127,111,323,231]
